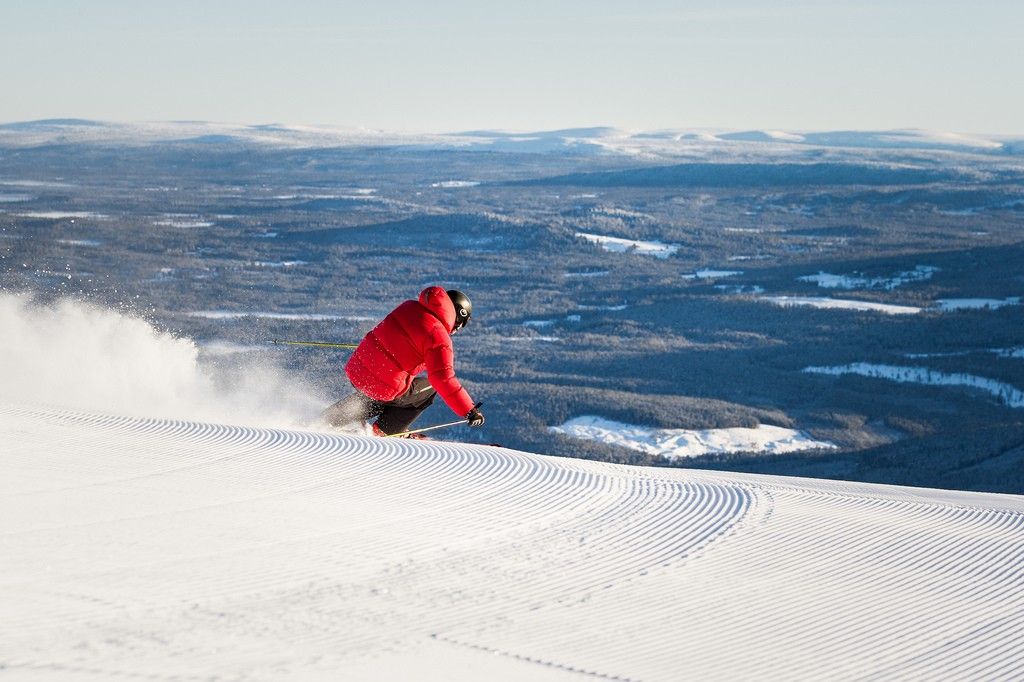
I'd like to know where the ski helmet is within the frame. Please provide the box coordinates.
[447,290,472,330]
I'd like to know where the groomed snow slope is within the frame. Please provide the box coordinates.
[3,404,1024,681]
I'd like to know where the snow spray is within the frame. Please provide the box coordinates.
[0,293,328,427]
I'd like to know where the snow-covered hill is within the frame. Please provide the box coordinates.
[3,403,1023,681]
[1,119,1019,158]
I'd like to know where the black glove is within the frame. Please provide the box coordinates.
[466,407,485,427]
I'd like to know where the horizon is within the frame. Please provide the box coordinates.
[2,117,1020,139]
[2,1,1021,135]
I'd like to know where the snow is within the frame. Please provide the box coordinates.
[4,295,1024,679]
[934,297,1021,311]
[803,363,1024,409]
[684,269,743,280]
[154,219,215,228]
[18,210,108,219]
[715,284,765,294]
[0,295,325,425]
[199,340,267,356]
[797,129,1007,151]
[762,296,923,315]
[717,130,808,143]
[907,347,1024,360]
[431,180,480,188]
[764,294,1020,315]
[798,265,938,290]
[904,351,972,359]
[764,129,805,142]
[4,404,1023,680]
[270,191,379,202]
[0,121,465,150]
[577,303,628,311]
[575,232,680,259]
[0,179,74,187]
[885,129,1004,150]
[551,415,835,458]
[1,122,1016,163]
[56,238,102,247]
[252,260,308,268]
[154,214,215,228]
[153,266,183,279]
[524,315,581,328]
[593,206,651,220]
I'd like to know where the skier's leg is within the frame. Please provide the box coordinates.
[322,389,382,429]
[374,377,437,435]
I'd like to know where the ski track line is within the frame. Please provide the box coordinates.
[2,404,1024,681]
[0,405,1007,671]
[605,491,1024,679]
[1,409,744,627]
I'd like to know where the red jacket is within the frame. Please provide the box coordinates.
[345,286,475,417]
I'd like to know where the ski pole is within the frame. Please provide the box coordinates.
[388,402,483,438]
[387,419,469,438]
[271,339,359,350]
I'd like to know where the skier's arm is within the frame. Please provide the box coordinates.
[424,339,475,417]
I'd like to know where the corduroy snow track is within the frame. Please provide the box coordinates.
[2,404,1023,680]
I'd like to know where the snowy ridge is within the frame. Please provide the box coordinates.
[2,120,1018,158]
[3,404,1024,680]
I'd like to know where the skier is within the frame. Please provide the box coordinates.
[323,286,485,437]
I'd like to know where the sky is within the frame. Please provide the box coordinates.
[1,0,1021,134]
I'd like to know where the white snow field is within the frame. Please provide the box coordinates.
[4,295,1024,679]
[575,232,680,259]
[430,180,481,188]
[761,295,923,315]
[3,405,1024,681]
[17,210,109,220]
[551,415,835,459]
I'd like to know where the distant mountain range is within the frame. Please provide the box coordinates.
[1,119,1020,157]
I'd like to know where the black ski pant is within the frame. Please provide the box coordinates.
[323,376,437,435]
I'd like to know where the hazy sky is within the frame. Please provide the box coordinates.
[2,1,1021,133]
